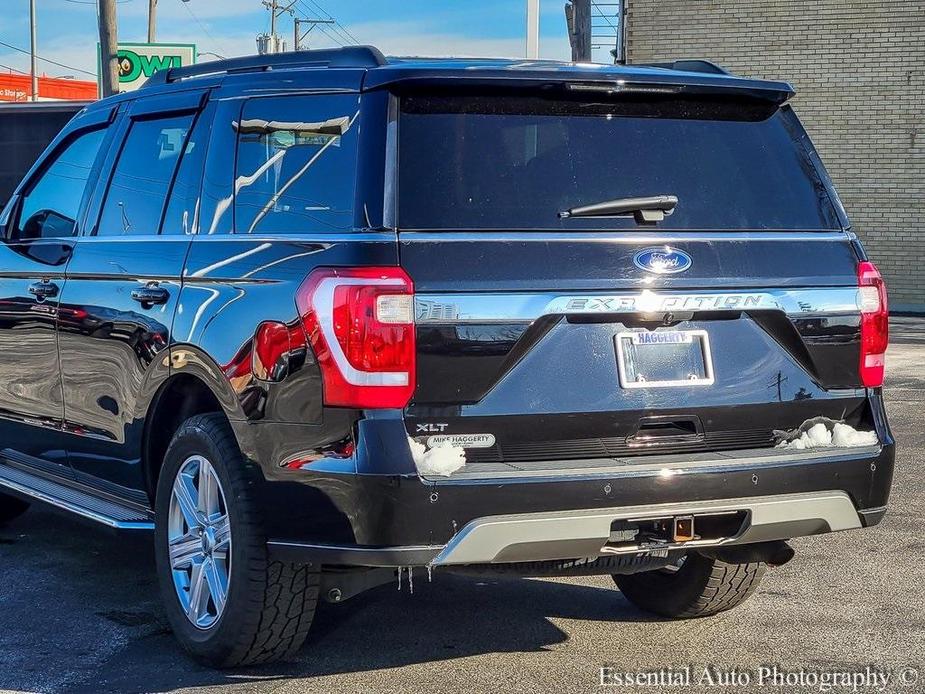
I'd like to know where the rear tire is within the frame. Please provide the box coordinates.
[0,493,30,526]
[613,551,765,618]
[154,413,320,667]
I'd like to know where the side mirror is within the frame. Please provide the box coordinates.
[21,209,75,240]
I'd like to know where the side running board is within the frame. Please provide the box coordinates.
[0,459,154,530]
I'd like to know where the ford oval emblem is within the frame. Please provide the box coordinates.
[633,247,692,275]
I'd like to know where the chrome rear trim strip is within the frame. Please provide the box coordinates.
[399,231,850,243]
[415,287,861,324]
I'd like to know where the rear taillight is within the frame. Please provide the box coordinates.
[858,260,888,387]
[296,267,415,408]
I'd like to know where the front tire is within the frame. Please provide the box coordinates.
[613,551,765,618]
[0,493,30,526]
[154,413,319,667]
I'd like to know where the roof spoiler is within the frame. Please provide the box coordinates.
[638,59,730,75]
[142,46,387,89]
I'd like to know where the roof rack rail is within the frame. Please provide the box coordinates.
[642,59,730,76]
[142,46,387,89]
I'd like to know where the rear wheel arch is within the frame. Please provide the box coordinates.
[142,373,224,505]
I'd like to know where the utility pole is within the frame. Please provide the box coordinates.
[29,0,37,101]
[294,18,335,51]
[147,0,157,43]
[261,0,297,54]
[270,0,277,44]
[525,0,539,59]
[565,0,592,62]
[615,0,627,63]
[98,0,119,97]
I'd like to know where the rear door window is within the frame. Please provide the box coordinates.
[398,95,841,231]
[161,105,214,235]
[96,114,193,236]
[233,94,360,234]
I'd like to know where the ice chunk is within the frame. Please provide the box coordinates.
[408,436,466,477]
[832,422,879,447]
[775,418,878,450]
[805,423,832,447]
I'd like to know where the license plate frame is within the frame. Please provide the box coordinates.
[615,329,715,389]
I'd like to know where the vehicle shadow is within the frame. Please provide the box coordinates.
[73,574,654,694]
[0,509,656,693]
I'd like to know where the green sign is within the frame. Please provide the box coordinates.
[99,42,197,93]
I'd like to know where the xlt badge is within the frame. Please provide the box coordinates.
[415,423,449,433]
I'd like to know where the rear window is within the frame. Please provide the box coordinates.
[398,95,841,231]
[234,94,359,234]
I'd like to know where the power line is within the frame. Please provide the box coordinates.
[291,1,354,49]
[299,0,360,44]
[313,22,346,47]
[176,0,228,58]
[0,38,96,77]
[592,2,619,36]
[0,62,29,75]
[62,0,134,4]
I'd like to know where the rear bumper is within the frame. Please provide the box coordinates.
[262,442,894,568]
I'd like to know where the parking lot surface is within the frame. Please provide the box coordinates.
[1,319,923,694]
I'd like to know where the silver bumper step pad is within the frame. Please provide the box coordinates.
[431,491,862,565]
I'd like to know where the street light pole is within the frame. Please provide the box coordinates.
[147,0,157,43]
[29,0,37,101]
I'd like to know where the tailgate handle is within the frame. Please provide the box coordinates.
[628,416,703,445]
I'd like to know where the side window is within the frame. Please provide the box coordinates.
[234,94,359,234]
[13,128,106,240]
[96,114,193,236]
[161,105,213,235]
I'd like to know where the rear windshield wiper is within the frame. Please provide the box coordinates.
[559,195,678,223]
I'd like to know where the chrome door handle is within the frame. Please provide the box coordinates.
[28,281,59,300]
[131,285,169,306]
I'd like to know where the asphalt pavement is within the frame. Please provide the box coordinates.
[1,320,923,694]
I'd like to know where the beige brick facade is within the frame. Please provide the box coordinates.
[625,0,925,310]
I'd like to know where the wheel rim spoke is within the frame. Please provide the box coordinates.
[186,559,209,625]
[197,458,220,520]
[172,474,202,529]
[203,557,228,614]
[169,533,202,570]
[213,515,231,552]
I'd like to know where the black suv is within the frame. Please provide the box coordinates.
[0,47,893,667]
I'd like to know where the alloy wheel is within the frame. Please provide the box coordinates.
[167,455,232,629]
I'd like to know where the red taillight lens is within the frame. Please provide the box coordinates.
[296,267,415,408]
[858,260,888,387]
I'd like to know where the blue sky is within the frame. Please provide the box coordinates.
[0,0,619,81]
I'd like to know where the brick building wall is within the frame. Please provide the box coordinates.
[625,0,925,310]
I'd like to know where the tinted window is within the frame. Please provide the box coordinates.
[161,106,213,235]
[234,94,359,234]
[398,95,841,231]
[13,128,105,240]
[0,107,81,205]
[97,114,193,236]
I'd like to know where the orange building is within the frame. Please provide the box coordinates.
[0,72,97,102]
